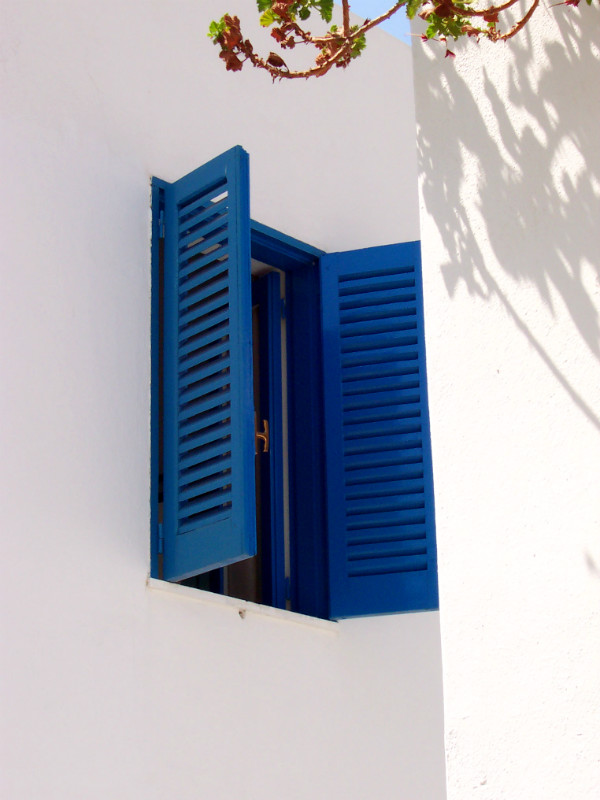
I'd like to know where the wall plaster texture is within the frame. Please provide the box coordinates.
[1,3,447,798]
[412,7,600,799]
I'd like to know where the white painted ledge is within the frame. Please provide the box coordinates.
[146,577,339,634]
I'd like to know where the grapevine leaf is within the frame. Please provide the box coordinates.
[260,9,276,26]
[406,0,423,18]
[318,0,334,23]
[208,18,227,39]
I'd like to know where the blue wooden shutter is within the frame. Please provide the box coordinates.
[321,242,438,618]
[162,146,255,581]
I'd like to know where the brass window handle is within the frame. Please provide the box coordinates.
[255,416,269,454]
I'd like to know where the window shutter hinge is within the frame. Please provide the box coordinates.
[158,523,164,555]
[280,298,287,320]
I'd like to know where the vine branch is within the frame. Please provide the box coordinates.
[207,0,598,79]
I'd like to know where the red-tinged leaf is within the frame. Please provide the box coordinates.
[220,50,244,71]
[271,28,286,43]
[434,1,454,18]
[221,15,243,50]
[222,31,242,49]
[272,1,292,19]
[266,51,288,69]
[445,48,455,58]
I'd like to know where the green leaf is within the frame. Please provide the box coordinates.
[256,0,273,11]
[350,32,367,58]
[207,18,226,39]
[318,0,334,23]
[260,9,276,26]
[406,0,422,20]
[299,7,311,20]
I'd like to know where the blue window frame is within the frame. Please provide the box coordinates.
[151,146,438,619]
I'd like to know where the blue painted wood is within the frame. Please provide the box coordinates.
[162,147,255,581]
[150,178,167,579]
[250,226,328,619]
[286,262,328,618]
[321,242,438,618]
[250,220,323,272]
[253,272,286,608]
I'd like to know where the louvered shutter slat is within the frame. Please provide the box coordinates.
[179,455,232,491]
[179,261,229,295]
[321,242,438,618]
[162,147,255,582]
[178,247,230,281]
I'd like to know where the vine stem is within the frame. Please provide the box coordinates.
[444,0,521,17]
[342,0,351,36]
[496,0,540,39]
[356,1,406,36]
[248,38,353,80]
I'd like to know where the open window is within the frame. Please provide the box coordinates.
[151,146,438,620]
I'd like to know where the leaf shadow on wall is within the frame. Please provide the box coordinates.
[416,12,600,432]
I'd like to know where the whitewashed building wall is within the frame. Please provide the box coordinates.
[413,9,600,799]
[1,2,446,799]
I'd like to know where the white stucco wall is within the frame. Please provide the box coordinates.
[1,3,446,798]
[413,8,600,799]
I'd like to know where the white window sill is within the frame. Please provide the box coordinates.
[146,577,339,633]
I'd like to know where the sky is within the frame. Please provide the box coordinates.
[349,1,412,44]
